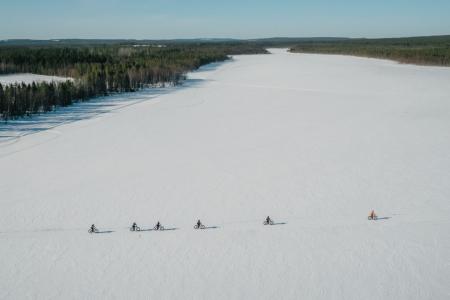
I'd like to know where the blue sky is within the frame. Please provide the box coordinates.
[1,0,449,39]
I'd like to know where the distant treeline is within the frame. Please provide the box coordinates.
[0,43,267,120]
[289,35,450,66]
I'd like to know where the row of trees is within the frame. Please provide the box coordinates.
[0,44,267,120]
[289,36,450,66]
[0,81,82,119]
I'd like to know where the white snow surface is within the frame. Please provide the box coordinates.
[1,49,450,299]
[0,73,71,85]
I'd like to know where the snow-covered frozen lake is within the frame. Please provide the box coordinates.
[0,73,71,85]
[1,49,449,299]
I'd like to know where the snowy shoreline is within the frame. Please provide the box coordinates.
[286,48,450,69]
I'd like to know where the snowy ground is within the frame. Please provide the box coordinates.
[0,73,71,85]
[0,87,177,145]
[1,49,449,299]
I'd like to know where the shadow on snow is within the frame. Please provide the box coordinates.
[0,61,225,143]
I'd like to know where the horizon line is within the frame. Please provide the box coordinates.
[2,34,450,42]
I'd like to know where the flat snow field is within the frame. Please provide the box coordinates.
[1,49,450,299]
[0,73,71,85]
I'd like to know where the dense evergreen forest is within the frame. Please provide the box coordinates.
[0,43,267,120]
[289,35,450,66]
